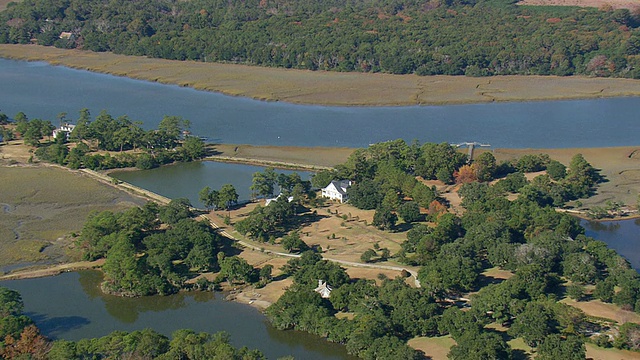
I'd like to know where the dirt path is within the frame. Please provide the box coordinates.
[201,214,422,287]
[0,259,105,280]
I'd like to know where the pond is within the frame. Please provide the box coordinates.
[583,218,640,271]
[0,270,356,360]
[1,58,639,149]
[111,161,312,208]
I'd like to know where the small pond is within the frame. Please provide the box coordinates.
[0,270,355,360]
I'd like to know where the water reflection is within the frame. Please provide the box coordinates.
[77,270,206,323]
[0,271,353,359]
[584,221,621,233]
[112,162,311,208]
[265,325,359,359]
[583,219,640,271]
[26,313,90,339]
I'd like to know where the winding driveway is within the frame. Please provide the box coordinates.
[201,215,422,288]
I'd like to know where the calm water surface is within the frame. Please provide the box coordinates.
[583,219,640,271]
[1,58,639,148]
[111,162,311,208]
[0,270,355,360]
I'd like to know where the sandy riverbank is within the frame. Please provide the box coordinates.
[3,44,640,106]
[0,259,105,280]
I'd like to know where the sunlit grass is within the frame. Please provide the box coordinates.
[408,335,456,360]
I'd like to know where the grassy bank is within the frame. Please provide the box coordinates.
[3,44,640,106]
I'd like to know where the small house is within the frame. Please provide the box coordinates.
[265,193,294,206]
[321,180,351,203]
[52,123,76,140]
[314,280,332,298]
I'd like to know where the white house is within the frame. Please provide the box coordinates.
[321,180,351,203]
[314,280,332,298]
[265,193,294,206]
[52,123,76,140]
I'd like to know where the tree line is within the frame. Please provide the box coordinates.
[1,0,640,77]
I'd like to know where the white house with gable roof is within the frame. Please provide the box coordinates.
[321,180,351,203]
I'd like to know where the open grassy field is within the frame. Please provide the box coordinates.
[561,298,640,324]
[3,44,640,106]
[586,343,640,360]
[408,335,456,360]
[0,161,145,268]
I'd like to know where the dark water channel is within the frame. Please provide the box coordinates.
[0,270,355,360]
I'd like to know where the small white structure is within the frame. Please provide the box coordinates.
[265,193,294,206]
[321,180,351,203]
[314,280,332,298]
[52,123,76,140]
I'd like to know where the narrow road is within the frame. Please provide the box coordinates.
[201,215,422,288]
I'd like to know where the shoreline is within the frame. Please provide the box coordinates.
[2,44,640,107]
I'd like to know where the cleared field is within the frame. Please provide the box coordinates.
[561,298,640,324]
[2,44,640,106]
[586,343,640,360]
[0,164,145,268]
[408,335,456,360]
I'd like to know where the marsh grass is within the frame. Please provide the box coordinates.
[0,166,144,267]
[3,44,640,106]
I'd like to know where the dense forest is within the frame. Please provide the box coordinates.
[1,0,640,77]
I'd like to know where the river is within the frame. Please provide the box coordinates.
[1,58,640,149]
